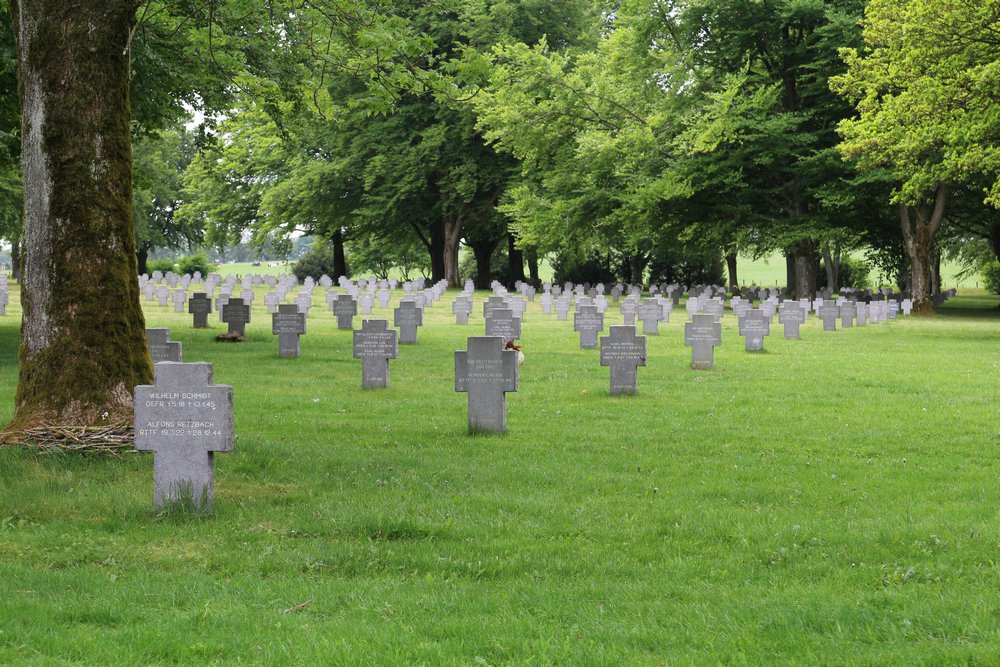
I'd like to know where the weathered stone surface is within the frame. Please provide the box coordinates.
[188,292,212,328]
[455,336,518,433]
[221,298,250,336]
[353,319,398,388]
[778,302,805,339]
[394,299,423,344]
[599,325,646,395]
[684,313,722,370]
[272,304,306,358]
[737,309,770,352]
[134,362,234,511]
[146,328,182,363]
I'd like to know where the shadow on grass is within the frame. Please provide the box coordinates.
[934,294,1000,319]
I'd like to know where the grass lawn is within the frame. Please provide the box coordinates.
[0,284,998,664]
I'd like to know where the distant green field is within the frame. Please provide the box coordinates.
[0,283,997,663]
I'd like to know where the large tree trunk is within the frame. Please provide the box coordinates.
[443,217,463,288]
[136,245,149,276]
[785,252,795,294]
[332,228,348,278]
[7,0,151,433]
[469,238,500,289]
[10,238,20,281]
[427,219,445,283]
[821,242,838,292]
[725,252,738,288]
[789,239,819,300]
[630,252,647,285]
[901,185,948,314]
[525,247,540,287]
[506,233,525,288]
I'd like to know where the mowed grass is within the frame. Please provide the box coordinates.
[0,284,998,665]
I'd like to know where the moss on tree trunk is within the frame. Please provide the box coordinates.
[7,0,152,433]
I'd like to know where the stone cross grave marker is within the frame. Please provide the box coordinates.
[272,303,306,357]
[637,299,662,335]
[818,300,840,331]
[574,304,604,349]
[840,301,857,328]
[600,325,646,395]
[483,296,508,320]
[221,297,250,336]
[452,295,472,324]
[485,307,521,343]
[684,313,722,369]
[394,299,423,344]
[146,328,182,363]
[332,294,358,330]
[555,298,571,321]
[0,288,7,315]
[134,362,234,511]
[353,319,399,388]
[778,301,805,339]
[855,302,868,326]
[171,289,187,313]
[187,292,211,329]
[620,297,637,325]
[455,336,518,433]
[737,308,770,352]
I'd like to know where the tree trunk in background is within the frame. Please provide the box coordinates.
[506,234,525,288]
[900,185,948,315]
[136,245,149,276]
[725,253,738,288]
[7,0,152,433]
[785,253,795,294]
[821,243,838,292]
[525,247,540,286]
[443,217,463,288]
[932,249,941,295]
[630,253,647,285]
[332,228,348,278]
[10,239,19,281]
[428,219,445,283]
[469,238,500,289]
[790,239,819,300]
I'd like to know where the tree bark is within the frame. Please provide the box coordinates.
[785,252,795,294]
[443,217,463,288]
[7,0,151,432]
[789,239,819,300]
[506,233,525,288]
[428,219,445,283]
[10,238,20,281]
[332,228,348,278]
[630,252,647,285]
[469,238,500,289]
[525,247,540,287]
[821,242,837,292]
[136,245,149,276]
[725,252,738,288]
[900,184,948,315]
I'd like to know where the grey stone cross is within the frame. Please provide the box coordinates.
[452,296,472,324]
[455,336,519,433]
[839,301,857,328]
[221,297,250,336]
[353,319,398,388]
[332,294,358,330]
[146,328,182,363]
[188,292,212,328]
[272,303,306,357]
[394,299,423,344]
[737,308,770,352]
[684,313,722,369]
[600,325,646,395]
[636,299,662,335]
[817,300,840,331]
[574,304,604,349]
[134,362,234,511]
[778,302,805,339]
[485,307,521,343]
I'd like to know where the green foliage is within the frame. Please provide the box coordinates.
[982,261,1000,294]
[551,248,619,285]
[647,244,725,287]
[820,256,872,290]
[292,245,337,281]
[145,259,175,274]
[832,0,1000,208]
[177,253,214,276]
